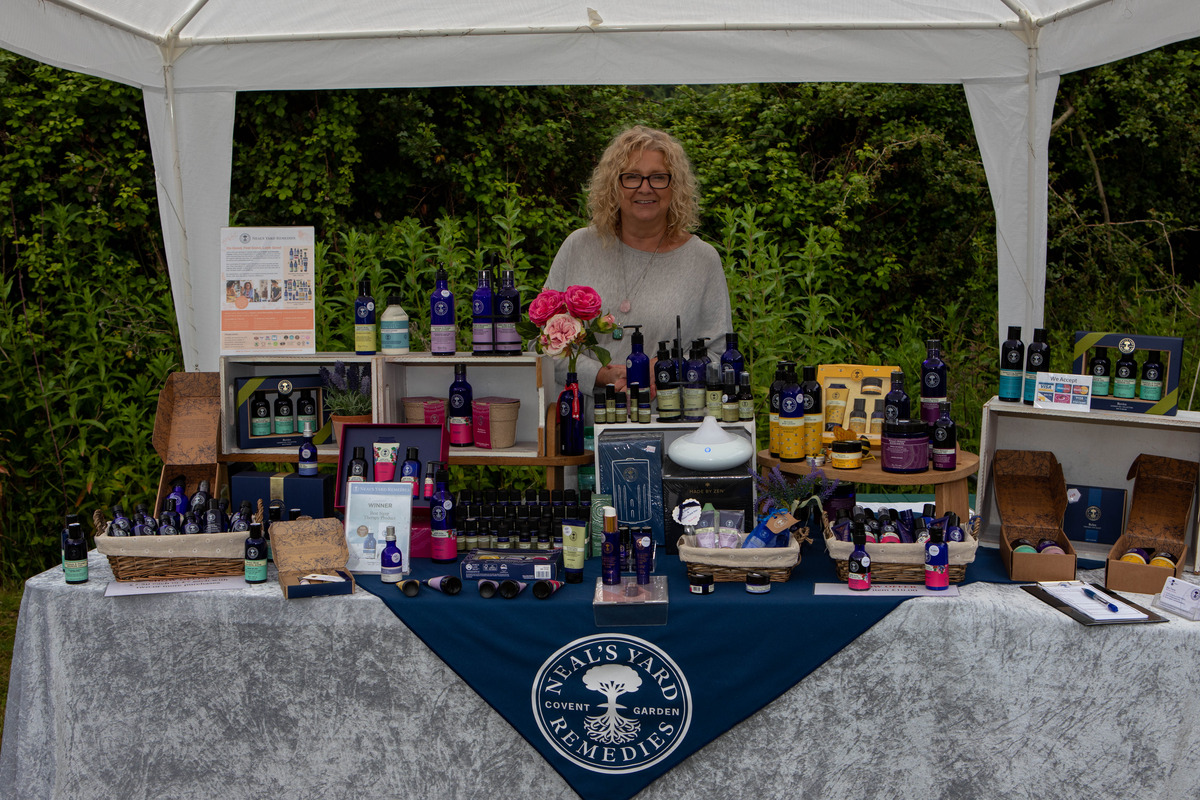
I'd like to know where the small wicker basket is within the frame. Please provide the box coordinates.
[677,526,813,583]
[92,508,248,582]
[825,513,981,584]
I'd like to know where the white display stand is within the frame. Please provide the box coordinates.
[976,396,1200,565]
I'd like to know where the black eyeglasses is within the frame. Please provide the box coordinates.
[619,173,672,190]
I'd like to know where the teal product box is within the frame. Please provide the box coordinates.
[459,549,562,582]
[231,470,336,520]
[598,432,665,547]
[235,374,332,449]
[1072,332,1184,416]
[1063,484,1128,545]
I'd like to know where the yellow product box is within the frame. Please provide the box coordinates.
[817,364,899,450]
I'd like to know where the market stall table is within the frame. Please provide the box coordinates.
[4,545,1200,800]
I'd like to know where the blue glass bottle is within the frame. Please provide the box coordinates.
[448,362,474,447]
[779,362,806,463]
[1023,328,1049,405]
[166,479,189,516]
[884,370,911,424]
[244,522,268,584]
[682,340,708,422]
[558,371,585,456]
[720,332,745,379]
[399,446,422,498]
[430,467,458,564]
[380,526,404,583]
[494,268,523,356]
[430,266,456,356]
[63,518,88,584]
[848,524,871,591]
[924,527,949,590]
[471,268,494,355]
[110,504,133,536]
[298,420,318,476]
[624,325,650,391]
[920,338,947,427]
[188,480,211,516]
[999,326,1025,402]
[654,340,681,422]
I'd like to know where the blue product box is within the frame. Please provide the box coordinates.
[598,432,665,547]
[231,470,336,520]
[459,549,563,582]
[1072,332,1184,416]
[235,374,332,449]
[1063,484,1127,545]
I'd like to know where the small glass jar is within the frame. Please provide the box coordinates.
[689,572,715,595]
[881,420,929,474]
[830,439,863,470]
[745,571,771,594]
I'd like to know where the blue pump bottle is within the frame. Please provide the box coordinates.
[624,325,650,392]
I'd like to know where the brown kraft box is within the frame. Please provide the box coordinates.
[270,517,356,599]
[992,449,1077,581]
[1105,454,1198,595]
[153,372,227,514]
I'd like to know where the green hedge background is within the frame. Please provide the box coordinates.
[1,44,1198,580]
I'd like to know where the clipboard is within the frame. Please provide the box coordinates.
[1021,582,1168,626]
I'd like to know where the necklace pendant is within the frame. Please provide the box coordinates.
[611,326,624,340]
[619,299,632,314]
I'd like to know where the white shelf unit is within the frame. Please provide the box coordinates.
[375,352,548,460]
[977,396,1200,565]
[219,352,375,460]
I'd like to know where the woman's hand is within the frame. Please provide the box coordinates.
[595,362,627,393]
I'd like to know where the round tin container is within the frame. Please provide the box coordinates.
[1120,548,1150,565]
[745,571,771,594]
[1149,552,1177,569]
[881,421,930,474]
[689,572,715,595]
[830,439,863,470]
[1011,537,1038,554]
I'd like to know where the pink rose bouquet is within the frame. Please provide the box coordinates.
[518,286,613,373]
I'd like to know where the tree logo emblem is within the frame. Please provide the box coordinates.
[532,634,692,773]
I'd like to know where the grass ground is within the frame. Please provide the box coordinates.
[0,579,24,746]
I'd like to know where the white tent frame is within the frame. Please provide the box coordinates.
[3,0,1198,370]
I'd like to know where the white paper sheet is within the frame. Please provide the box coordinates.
[104,575,248,596]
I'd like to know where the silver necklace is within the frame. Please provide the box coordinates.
[618,232,667,314]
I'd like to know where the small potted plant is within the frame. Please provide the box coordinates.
[319,361,372,442]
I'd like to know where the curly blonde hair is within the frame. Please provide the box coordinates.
[586,126,700,242]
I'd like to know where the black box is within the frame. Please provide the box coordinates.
[231,471,336,520]
[235,374,331,449]
[1072,331,1184,416]
[661,456,755,555]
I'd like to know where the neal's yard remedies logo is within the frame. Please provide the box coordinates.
[532,634,692,774]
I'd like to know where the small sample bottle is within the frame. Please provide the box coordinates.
[244,522,268,584]
[924,526,949,590]
[380,526,404,583]
[430,266,456,356]
[471,267,494,355]
[1023,328,1049,405]
[884,370,911,424]
[346,446,370,483]
[430,467,457,563]
[920,338,947,427]
[1140,350,1164,401]
[847,398,868,434]
[493,268,523,355]
[999,326,1025,402]
[273,390,295,435]
[380,295,410,355]
[354,278,376,355]
[63,517,88,584]
[1113,348,1138,399]
[869,399,885,435]
[615,391,628,424]
[848,523,871,591]
[737,370,755,422]
[424,461,438,499]
[1088,346,1111,397]
[250,391,272,437]
[448,363,474,447]
[931,401,957,471]
[298,420,318,476]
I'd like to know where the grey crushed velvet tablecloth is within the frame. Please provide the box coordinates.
[4,552,1200,799]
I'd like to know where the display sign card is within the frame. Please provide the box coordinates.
[1033,372,1093,411]
[220,226,316,354]
[344,482,413,574]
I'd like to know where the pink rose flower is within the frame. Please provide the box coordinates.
[541,313,584,357]
[593,313,618,333]
[563,285,602,321]
[528,289,567,327]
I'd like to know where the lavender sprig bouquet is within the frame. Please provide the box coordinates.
[753,465,839,520]
[319,361,372,416]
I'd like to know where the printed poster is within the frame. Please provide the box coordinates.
[344,482,413,574]
[220,226,316,354]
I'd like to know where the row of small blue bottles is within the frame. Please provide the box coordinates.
[104,479,293,536]
[430,261,523,356]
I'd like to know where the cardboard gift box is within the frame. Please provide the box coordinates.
[661,456,754,555]
[1105,454,1198,595]
[231,470,336,520]
[270,517,356,599]
[153,372,228,515]
[992,449,1077,581]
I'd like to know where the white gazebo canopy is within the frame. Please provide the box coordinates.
[4,0,1198,370]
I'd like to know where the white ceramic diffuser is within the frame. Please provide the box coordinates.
[667,416,754,471]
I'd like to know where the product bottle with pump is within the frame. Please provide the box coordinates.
[655,341,681,422]
[1113,348,1138,399]
[705,362,723,420]
[737,371,755,422]
[848,523,871,591]
[779,363,806,463]
[1023,328,1050,405]
[931,400,957,471]
[346,446,370,483]
[884,370,911,424]
[250,391,272,437]
[380,526,404,583]
[800,366,822,458]
[296,389,318,434]
[768,361,788,457]
[380,296,411,355]
[1140,350,1164,401]
[273,389,295,435]
[682,340,708,422]
[624,325,650,391]
[430,266,456,356]
[399,447,422,497]
[448,363,474,447]
[471,268,494,355]
[920,339,947,426]
[558,372,585,456]
[298,420,318,476]
[63,517,88,584]
[430,467,457,563]
[720,332,745,379]
[924,527,949,590]
[847,398,867,434]
[354,278,376,355]
[1089,347,1111,397]
[999,326,1025,402]
[494,268,522,355]
[244,522,268,584]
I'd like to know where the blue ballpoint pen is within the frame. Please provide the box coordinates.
[1082,587,1119,613]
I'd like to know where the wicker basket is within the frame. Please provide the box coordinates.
[825,512,981,584]
[677,526,813,583]
[93,509,247,581]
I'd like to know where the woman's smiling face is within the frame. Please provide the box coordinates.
[619,148,672,233]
